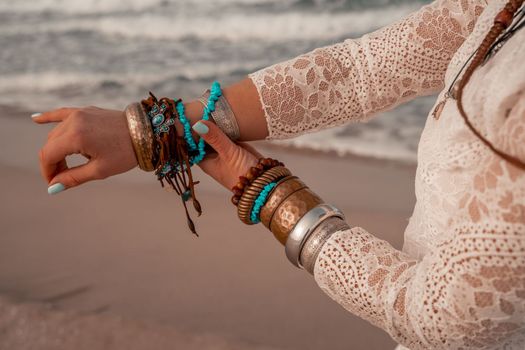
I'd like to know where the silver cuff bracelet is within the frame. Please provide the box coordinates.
[300,217,350,274]
[199,91,240,141]
[285,204,345,268]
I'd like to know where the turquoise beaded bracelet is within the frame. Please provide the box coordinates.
[175,101,197,151]
[175,81,223,166]
[250,182,277,224]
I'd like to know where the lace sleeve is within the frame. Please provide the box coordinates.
[248,0,486,139]
[312,92,525,349]
[314,222,525,349]
[308,27,525,348]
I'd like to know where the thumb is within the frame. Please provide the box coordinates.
[192,120,236,157]
[47,161,101,195]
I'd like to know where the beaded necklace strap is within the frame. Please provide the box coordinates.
[454,0,525,171]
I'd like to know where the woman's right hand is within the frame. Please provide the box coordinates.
[192,120,263,191]
[33,106,138,194]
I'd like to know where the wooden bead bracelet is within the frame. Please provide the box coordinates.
[231,157,284,206]
[237,166,292,225]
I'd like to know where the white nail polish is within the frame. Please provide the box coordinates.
[31,113,42,118]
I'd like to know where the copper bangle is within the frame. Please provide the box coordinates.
[124,102,155,172]
[269,187,323,245]
[237,166,291,225]
[260,176,307,229]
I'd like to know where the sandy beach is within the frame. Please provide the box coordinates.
[0,105,416,349]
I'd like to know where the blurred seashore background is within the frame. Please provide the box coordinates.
[0,0,430,349]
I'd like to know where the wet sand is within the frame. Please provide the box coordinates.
[0,106,416,349]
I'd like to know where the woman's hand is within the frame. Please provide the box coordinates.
[33,107,137,194]
[33,106,261,195]
[192,120,261,191]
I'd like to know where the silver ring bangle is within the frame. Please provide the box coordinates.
[300,217,350,274]
[285,204,345,268]
[199,91,241,141]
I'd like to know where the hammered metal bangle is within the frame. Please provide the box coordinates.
[199,91,240,141]
[269,187,323,245]
[124,102,155,172]
[285,204,345,268]
[299,217,350,273]
[260,176,307,229]
[237,166,291,225]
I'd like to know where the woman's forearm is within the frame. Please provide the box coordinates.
[246,0,486,140]
[185,77,269,141]
[187,0,487,143]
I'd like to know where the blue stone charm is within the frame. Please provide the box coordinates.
[161,163,172,175]
[152,114,165,127]
[182,190,192,202]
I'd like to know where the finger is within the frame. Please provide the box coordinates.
[32,107,78,124]
[45,159,68,194]
[238,142,264,159]
[39,135,80,182]
[48,161,102,194]
[192,120,236,157]
[47,122,67,141]
[197,153,220,175]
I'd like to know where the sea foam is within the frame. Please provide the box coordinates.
[0,0,431,164]
[1,5,418,43]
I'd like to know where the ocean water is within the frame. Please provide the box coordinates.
[0,0,433,163]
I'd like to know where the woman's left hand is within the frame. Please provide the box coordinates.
[192,120,262,191]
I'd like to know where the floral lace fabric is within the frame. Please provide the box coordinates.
[249,0,485,140]
[251,1,525,349]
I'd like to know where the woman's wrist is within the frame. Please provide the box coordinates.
[184,100,205,138]
[186,78,268,141]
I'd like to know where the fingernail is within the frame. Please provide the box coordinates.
[48,183,65,195]
[31,113,42,118]
[192,121,209,135]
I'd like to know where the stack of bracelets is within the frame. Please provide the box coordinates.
[125,81,348,270]
[230,157,346,269]
[125,81,231,235]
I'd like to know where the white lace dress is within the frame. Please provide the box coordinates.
[249,1,525,349]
